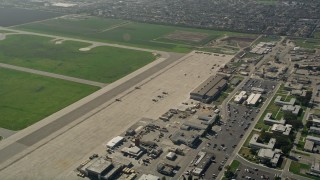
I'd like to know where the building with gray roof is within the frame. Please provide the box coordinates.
[309,126,320,135]
[190,75,227,103]
[170,130,200,148]
[306,136,320,145]
[263,113,286,125]
[282,105,301,115]
[249,134,276,150]
[274,96,296,106]
[304,140,315,152]
[257,148,282,167]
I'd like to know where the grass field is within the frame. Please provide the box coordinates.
[0,34,155,83]
[289,161,320,180]
[229,160,240,172]
[0,68,99,130]
[314,32,320,39]
[254,35,280,45]
[0,30,13,33]
[14,15,257,53]
[291,38,320,50]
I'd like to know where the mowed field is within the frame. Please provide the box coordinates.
[0,68,99,130]
[0,7,62,27]
[14,15,257,52]
[0,34,156,83]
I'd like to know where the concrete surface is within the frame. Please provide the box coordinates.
[0,51,233,179]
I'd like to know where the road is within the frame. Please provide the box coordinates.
[0,63,107,87]
[217,37,287,180]
[216,82,281,180]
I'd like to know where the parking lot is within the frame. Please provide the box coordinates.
[235,163,279,180]
[179,103,261,179]
[240,78,277,95]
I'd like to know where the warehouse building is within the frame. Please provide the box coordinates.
[80,157,125,180]
[106,136,124,149]
[190,75,227,103]
[192,151,214,176]
[170,130,200,148]
[246,93,261,106]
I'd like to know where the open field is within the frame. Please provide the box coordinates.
[314,32,320,39]
[254,35,280,45]
[0,68,98,130]
[0,7,62,27]
[14,15,257,52]
[291,38,320,50]
[0,34,156,83]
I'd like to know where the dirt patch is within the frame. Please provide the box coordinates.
[221,36,257,48]
[164,30,209,43]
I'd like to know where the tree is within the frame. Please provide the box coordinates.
[286,119,303,130]
[297,91,312,107]
[224,170,235,179]
[283,112,297,121]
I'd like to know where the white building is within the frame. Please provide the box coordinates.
[246,93,261,106]
[282,105,301,115]
[106,136,124,149]
[249,134,276,150]
[257,148,282,167]
[263,113,286,125]
[234,91,247,103]
[271,124,292,135]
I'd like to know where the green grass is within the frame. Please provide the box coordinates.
[239,147,259,163]
[0,34,155,83]
[0,30,12,33]
[255,123,270,131]
[314,32,320,39]
[297,134,307,150]
[254,35,280,45]
[0,68,99,130]
[255,85,287,129]
[289,161,320,180]
[230,160,240,172]
[257,0,277,5]
[13,15,257,53]
[291,38,320,50]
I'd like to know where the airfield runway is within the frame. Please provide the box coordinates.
[0,51,233,179]
[0,52,183,166]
